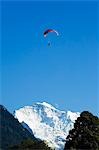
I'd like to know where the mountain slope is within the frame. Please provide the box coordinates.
[15,102,80,150]
[0,105,35,149]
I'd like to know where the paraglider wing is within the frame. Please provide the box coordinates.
[44,29,59,37]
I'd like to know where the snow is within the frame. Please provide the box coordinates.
[37,102,57,111]
[14,102,80,150]
[67,111,80,122]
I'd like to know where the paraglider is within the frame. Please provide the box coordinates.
[48,41,51,46]
[43,29,59,46]
[43,29,59,37]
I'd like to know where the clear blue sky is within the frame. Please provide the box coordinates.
[1,1,98,115]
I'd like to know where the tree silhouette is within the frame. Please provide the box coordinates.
[64,111,99,150]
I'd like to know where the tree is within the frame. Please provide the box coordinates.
[9,138,53,150]
[64,111,99,150]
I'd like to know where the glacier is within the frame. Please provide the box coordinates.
[14,102,80,150]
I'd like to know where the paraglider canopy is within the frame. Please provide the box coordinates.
[43,29,59,37]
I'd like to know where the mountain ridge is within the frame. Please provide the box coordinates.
[0,104,35,149]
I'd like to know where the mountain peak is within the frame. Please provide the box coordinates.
[15,101,80,150]
[36,101,57,110]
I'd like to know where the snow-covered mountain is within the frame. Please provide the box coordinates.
[14,102,80,150]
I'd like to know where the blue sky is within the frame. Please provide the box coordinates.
[1,1,98,115]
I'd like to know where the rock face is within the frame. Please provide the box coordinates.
[0,105,35,150]
[15,102,80,150]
